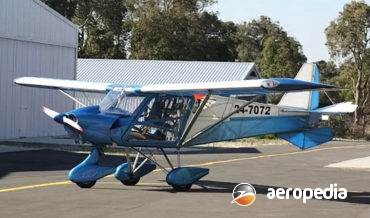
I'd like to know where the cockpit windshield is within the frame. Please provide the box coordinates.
[99,86,145,116]
[99,86,130,115]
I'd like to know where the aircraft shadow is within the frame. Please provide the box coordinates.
[0,149,124,179]
[0,147,260,178]
[148,180,370,205]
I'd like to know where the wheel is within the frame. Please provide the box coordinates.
[172,184,192,192]
[120,177,140,186]
[75,181,96,188]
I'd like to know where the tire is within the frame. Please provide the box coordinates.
[120,177,140,186]
[172,184,192,192]
[75,181,96,188]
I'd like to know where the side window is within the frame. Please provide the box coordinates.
[130,96,192,141]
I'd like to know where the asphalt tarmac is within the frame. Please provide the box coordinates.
[0,141,369,218]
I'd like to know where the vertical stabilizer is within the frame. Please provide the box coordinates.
[278,63,320,109]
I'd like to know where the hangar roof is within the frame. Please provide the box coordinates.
[77,59,261,85]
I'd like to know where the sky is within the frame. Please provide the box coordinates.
[208,0,370,63]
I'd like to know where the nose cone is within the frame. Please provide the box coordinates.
[54,113,65,124]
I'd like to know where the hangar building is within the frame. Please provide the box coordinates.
[0,0,78,139]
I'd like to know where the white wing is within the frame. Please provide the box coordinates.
[14,77,338,95]
[14,77,112,93]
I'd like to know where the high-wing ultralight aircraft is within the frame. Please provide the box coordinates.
[14,63,356,191]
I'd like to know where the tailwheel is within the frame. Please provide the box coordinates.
[75,181,96,188]
[120,177,140,186]
[172,184,192,192]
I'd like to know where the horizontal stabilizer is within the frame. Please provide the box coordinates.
[282,102,357,114]
[278,127,333,149]
[313,102,357,113]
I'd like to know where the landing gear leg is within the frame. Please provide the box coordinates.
[115,147,156,186]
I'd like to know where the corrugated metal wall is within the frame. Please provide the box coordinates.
[76,59,261,108]
[77,59,260,84]
[0,0,78,139]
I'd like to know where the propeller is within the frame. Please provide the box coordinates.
[42,106,83,132]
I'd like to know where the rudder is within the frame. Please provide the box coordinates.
[278,63,320,110]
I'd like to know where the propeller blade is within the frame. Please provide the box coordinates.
[42,106,59,119]
[42,106,83,132]
[62,116,83,132]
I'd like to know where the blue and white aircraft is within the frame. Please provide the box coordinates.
[14,63,356,191]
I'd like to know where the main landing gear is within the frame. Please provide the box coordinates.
[129,147,209,191]
[68,146,209,191]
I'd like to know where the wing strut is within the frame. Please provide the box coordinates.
[183,94,264,146]
[178,90,213,147]
[58,89,86,107]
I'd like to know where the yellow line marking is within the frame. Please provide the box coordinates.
[0,181,72,193]
[0,144,367,193]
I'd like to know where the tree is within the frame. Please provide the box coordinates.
[258,34,306,79]
[73,0,128,58]
[325,1,370,126]
[127,0,235,61]
[218,21,238,61]
[41,0,77,20]
[236,16,306,79]
[236,16,281,62]
[315,60,342,107]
